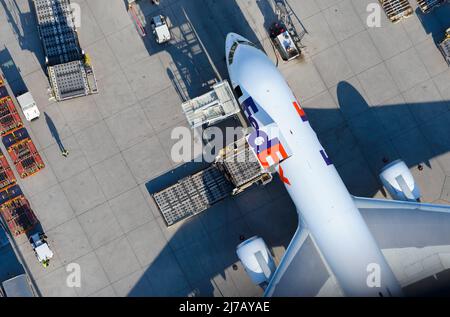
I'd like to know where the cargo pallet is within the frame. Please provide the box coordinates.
[416,0,448,13]
[0,152,16,190]
[215,137,272,195]
[379,0,414,23]
[0,97,23,135]
[47,61,90,101]
[0,185,37,237]
[33,0,98,101]
[2,128,45,179]
[153,166,233,226]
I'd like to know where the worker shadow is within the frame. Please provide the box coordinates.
[0,0,46,69]
[415,3,450,44]
[44,112,67,154]
[0,47,28,96]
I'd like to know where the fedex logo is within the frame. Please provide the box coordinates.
[241,97,290,170]
[241,97,261,131]
[247,130,288,168]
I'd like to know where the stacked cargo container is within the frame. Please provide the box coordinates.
[0,97,23,135]
[0,76,45,179]
[0,76,40,237]
[0,185,38,237]
[3,129,45,179]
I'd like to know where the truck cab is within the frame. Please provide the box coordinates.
[16,92,40,121]
[151,15,171,44]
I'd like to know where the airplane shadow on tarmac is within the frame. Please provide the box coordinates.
[136,79,450,296]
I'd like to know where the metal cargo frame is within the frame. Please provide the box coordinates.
[33,0,98,101]
[0,152,16,190]
[0,97,23,135]
[153,166,233,226]
[181,81,241,129]
[215,137,272,195]
[34,0,81,65]
[48,61,89,101]
[379,0,414,23]
[0,185,37,237]
[2,128,45,179]
[416,0,448,13]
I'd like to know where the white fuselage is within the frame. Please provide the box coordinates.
[226,33,402,296]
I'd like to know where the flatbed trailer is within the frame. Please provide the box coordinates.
[379,0,414,23]
[153,166,233,226]
[0,97,23,135]
[416,0,448,13]
[0,185,37,237]
[2,128,45,179]
[33,0,98,101]
[153,137,273,226]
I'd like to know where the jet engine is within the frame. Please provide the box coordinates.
[236,236,276,286]
[379,159,421,202]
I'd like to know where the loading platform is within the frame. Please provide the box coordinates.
[379,0,414,23]
[153,137,272,226]
[33,0,98,101]
[181,81,241,129]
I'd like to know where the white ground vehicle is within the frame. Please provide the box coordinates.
[29,232,53,267]
[16,92,40,121]
[151,15,171,44]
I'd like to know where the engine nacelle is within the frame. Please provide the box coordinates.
[379,159,420,202]
[236,236,276,286]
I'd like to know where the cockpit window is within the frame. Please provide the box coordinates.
[228,42,239,65]
[228,40,257,65]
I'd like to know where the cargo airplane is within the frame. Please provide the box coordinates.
[226,32,450,297]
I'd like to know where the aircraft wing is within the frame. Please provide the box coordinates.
[354,196,450,294]
[264,224,342,297]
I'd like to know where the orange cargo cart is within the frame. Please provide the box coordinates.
[2,128,45,178]
[0,151,16,189]
[0,185,37,236]
[0,96,23,135]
